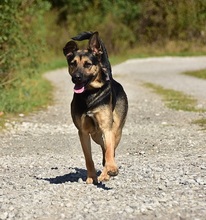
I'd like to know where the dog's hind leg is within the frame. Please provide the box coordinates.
[78,131,98,184]
[91,132,106,166]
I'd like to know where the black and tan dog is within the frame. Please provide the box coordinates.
[63,32,128,184]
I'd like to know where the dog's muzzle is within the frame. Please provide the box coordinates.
[72,72,90,94]
[72,73,83,84]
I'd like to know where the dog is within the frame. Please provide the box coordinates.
[63,31,128,184]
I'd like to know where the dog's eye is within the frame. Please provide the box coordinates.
[70,61,77,67]
[84,62,92,68]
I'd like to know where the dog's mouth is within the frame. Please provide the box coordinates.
[72,74,95,94]
[74,83,85,94]
[73,78,92,94]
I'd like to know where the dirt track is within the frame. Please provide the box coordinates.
[1,57,206,220]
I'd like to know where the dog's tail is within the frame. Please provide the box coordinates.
[71,31,112,80]
[71,31,93,41]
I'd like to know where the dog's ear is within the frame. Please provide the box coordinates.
[88,32,103,55]
[63,41,78,57]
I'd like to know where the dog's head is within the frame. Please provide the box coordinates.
[63,32,107,94]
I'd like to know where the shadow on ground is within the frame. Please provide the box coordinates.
[35,167,112,190]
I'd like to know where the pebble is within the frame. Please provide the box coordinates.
[125,206,134,213]
[0,212,8,220]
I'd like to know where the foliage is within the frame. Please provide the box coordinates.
[47,0,206,54]
[0,0,50,86]
[0,0,51,115]
[139,0,206,43]
[46,0,141,54]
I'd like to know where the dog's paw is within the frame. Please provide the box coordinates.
[86,177,98,185]
[98,167,110,182]
[106,164,119,176]
[98,173,110,182]
[98,165,119,182]
[107,169,118,176]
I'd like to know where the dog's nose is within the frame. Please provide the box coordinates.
[72,73,82,84]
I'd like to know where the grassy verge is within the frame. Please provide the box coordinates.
[144,83,205,112]
[144,82,206,129]
[110,42,206,65]
[182,69,206,129]
[40,57,67,73]
[183,69,206,79]
[192,118,206,130]
[0,74,53,127]
[0,76,53,113]
[0,57,67,128]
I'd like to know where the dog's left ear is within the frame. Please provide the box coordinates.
[88,32,103,55]
[63,41,78,57]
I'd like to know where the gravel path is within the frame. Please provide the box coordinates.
[1,57,206,220]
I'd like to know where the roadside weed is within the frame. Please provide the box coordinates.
[183,69,206,79]
[0,76,53,114]
[143,83,205,112]
[192,118,206,130]
[144,82,206,129]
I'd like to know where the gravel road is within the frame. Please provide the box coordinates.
[1,57,206,220]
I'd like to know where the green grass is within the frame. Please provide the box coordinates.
[109,41,206,65]
[144,82,205,112]
[181,69,206,130]
[0,57,66,107]
[144,82,206,130]
[183,69,206,79]
[0,75,53,129]
[0,76,53,114]
[0,56,68,129]
[0,62,60,127]
[192,118,206,130]
[40,57,67,72]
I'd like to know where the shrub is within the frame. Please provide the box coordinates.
[0,0,50,87]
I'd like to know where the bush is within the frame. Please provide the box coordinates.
[47,0,140,54]
[0,0,50,86]
[0,0,51,114]
[138,0,206,43]
[47,0,206,53]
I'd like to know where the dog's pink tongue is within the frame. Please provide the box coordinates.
[74,84,85,94]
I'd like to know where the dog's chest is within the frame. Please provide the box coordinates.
[80,111,99,134]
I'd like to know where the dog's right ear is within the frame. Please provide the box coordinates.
[63,41,78,57]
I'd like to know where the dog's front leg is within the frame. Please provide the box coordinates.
[98,131,118,182]
[78,130,97,184]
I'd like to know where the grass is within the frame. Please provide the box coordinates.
[192,118,206,130]
[0,61,60,128]
[144,82,206,130]
[110,41,206,65]
[0,74,53,127]
[183,69,206,79]
[0,76,53,113]
[40,57,67,72]
[181,69,206,130]
[0,55,68,127]
[144,82,205,112]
